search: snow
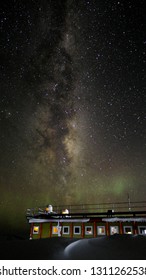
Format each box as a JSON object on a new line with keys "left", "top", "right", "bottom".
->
{"left": 64, "top": 235, "right": 146, "bottom": 260}
{"left": 102, "top": 217, "right": 146, "bottom": 222}
{"left": 29, "top": 218, "right": 89, "bottom": 223}
{"left": 0, "top": 234, "right": 146, "bottom": 260}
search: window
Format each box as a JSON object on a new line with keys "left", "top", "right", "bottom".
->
{"left": 63, "top": 226, "right": 70, "bottom": 235}
{"left": 74, "top": 226, "right": 81, "bottom": 235}
{"left": 97, "top": 226, "right": 106, "bottom": 235}
{"left": 52, "top": 226, "right": 58, "bottom": 234}
{"left": 110, "top": 226, "right": 119, "bottom": 235}
{"left": 33, "top": 226, "right": 39, "bottom": 234}
{"left": 85, "top": 226, "right": 93, "bottom": 235}
{"left": 123, "top": 226, "right": 133, "bottom": 234}
{"left": 52, "top": 225, "right": 62, "bottom": 236}
{"left": 138, "top": 226, "right": 146, "bottom": 235}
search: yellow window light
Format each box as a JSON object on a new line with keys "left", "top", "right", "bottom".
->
{"left": 52, "top": 226, "right": 58, "bottom": 234}
{"left": 33, "top": 226, "right": 39, "bottom": 234}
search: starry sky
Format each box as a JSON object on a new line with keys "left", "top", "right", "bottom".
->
{"left": 0, "top": 0, "right": 146, "bottom": 233}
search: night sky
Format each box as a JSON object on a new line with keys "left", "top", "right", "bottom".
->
{"left": 0, "top": 0, "right": 145, "bottom": 233}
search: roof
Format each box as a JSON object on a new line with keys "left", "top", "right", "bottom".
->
{"left": 29, "top": 218, "right": 90, "bottom": 224}
{"left": 102, "top": 217, "right": 146, "bottom": 222}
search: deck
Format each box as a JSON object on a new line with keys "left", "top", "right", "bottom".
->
{"left": 26, "top": 200, "right": 146, "bottom": 220}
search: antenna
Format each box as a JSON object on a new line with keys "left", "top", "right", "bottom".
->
{"left": 127, "top": 193, "right": 131, "bottom": 211}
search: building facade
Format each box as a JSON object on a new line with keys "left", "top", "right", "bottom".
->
{"left": 26, "top": 203, "right": 146, "bottom": 239}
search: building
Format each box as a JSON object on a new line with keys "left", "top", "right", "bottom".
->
{"left": 26, "top": 201, "right": 146, "bottom": 239}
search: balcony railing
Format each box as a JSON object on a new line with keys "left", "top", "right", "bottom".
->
{"left": 26, "top": 200, "right": 146, "bottom": 218}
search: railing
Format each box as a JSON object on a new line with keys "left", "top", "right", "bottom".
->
{"left": 26, "top": 201, "right": 146, "bottom": 217}
{"left": 53, "top": 201, "right": 146, "bottom": 213}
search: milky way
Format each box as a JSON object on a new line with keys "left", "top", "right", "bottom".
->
{"left": 0, "top": 0, "right": 145, "bottom": 233}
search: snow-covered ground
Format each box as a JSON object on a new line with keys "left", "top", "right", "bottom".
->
{"left": 0, "top": 234, "right": 146, "bottom": 260}
{"left": 64, "top": 234, "right": 146, "bottom": 259}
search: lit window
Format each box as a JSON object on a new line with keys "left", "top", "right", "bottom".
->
{"left": 110, "top": 226, "right": 119, "bottom": 235}
{"left": 74, "top": 226, "right": 81, "bottom": 235}
{"left": 63, "top": 226, "right": 70, "bottom": 234}
{"left": 85, "top": 226, "right": 93, "bottom": 235}
{"left": 33, "top": 226, "right": 39, "bottom": 234}
{"left": 138, "top": 226, "right": 146, "bottom": 235}
{"left": 52, "top": 226, "right": 58, "bottom": 234}
{"left": 97, "top": 226, "right": 106, "bottom": 235}
{"left": 123, "top": 226, "right": 133, "bottom": 234}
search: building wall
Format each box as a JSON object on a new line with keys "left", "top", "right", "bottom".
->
{"left": 41, "top": 223, "right": 51, "bottom": 238}
{"left": 30, "top": 220, "right": 146, "bottom": 239}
